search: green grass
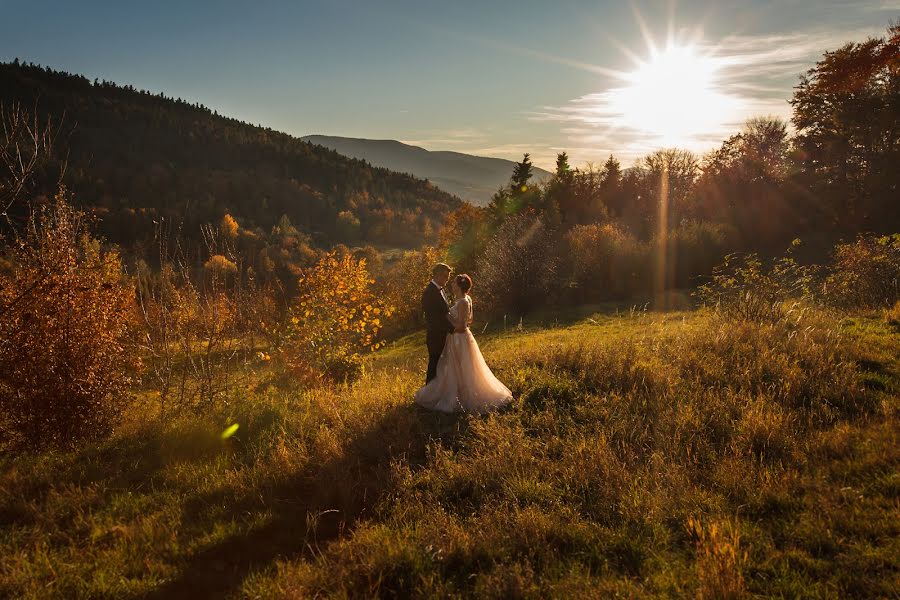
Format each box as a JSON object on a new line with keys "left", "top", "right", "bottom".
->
{"left": 1, "top": 308, "right": 898, "bottom": 598}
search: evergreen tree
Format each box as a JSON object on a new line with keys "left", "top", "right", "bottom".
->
{"left": 555, "top": 152, "right": 571, "bottom": 178}
{"left": 601, "top": 155, "right": 620, "bottom": 188}
{"left": 511, "top": 153, "right": 534, "bottom": 192}
{"left": 600, "top": 155, "right": 624, "bottom": 217}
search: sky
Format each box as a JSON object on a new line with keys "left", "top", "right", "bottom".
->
{"left": 1, "top": 0, "right": 896, "bottom": 169}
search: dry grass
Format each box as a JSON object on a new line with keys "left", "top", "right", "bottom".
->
{"left": 1, "top": 308, "right": 897, "bottom": 598}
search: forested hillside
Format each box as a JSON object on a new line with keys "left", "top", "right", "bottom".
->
{"left": 0, "top": 60, "right": 462, "bottom": 252}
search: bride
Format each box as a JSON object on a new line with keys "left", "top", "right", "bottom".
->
{"left": 415, "top": 274, "right": 513, "bottom": 413}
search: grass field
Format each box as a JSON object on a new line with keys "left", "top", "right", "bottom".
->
{"left": 1, "top": 307, "right": 898, "bottom": 598}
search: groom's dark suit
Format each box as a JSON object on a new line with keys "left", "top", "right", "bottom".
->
{"left": 422, "top": 281, "right": 454, "bottom": 384}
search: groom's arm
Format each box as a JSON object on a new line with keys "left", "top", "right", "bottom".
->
{"left": 422, "top": 286, "right": 449, "bottom": 331}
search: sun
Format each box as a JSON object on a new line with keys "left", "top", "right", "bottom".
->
{"left": 608, "top": 44, "right": 740, "bottom": 147}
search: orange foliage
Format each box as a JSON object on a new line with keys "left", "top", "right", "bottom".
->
{"left": 0, "top": 189, "right": 139, "bottom": 449}
{"left": 220, "top": 213, "right": 239, "bottom": 239}
{"left": 203, "top": 254, "right": 238, "bottom": 276}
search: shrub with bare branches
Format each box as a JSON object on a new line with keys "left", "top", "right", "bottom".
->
{"left": 477, "top": 213, "right": 558, "bottom": 317}
{"left": 135, "top": 224, "right": 273, "bottom": 417}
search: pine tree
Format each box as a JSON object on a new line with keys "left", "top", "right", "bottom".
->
{"left": 511, "top": 153, "right": 534, "bottom": 192}
{"left": 555, "top": 152, "right": 571, "bottom": 178}
{"left": 601, "top": 155, "right": 621, "bottom": 188}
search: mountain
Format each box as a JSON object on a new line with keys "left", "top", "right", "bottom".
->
{"left": 0, "top": 61, "right": 462, "bottom": 251}
{"left": 301, "top": 135, "right": 552, "bottom": 206}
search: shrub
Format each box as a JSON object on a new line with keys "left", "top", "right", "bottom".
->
{"left": 885, "top": 300, "right": 900, "bottom": 328}
{"left": 824, "top": 233, "right": 899, "bottom": 309}
{"left": 379, "top": 245, "right": 444, "bottom": 334}
{"left": 694, "top": 245, "right": 818, "bottom": 323}
{"left": 137, "top": 256, "right": 275, "bottom": 417}
{"left": 565, "top": 223, "right": 648, "bottom": 301}
{"left": 203, "top": 254, "right": 238, "bottom": 276}
{"left": 477, "top": 213, "right": 558, "bottom": 316}
{"left": 286, "top": 251, "right": 393, "bottom": 382}
{"left": 0, "top": 190, "right": 139, "bottom": 449}
{"left": 661, "top": 220, "right": 736, "bottom": 289}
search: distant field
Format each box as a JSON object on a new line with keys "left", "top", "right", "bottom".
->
{"left": 1, "top": 308, "right": 897, "bottom": 598}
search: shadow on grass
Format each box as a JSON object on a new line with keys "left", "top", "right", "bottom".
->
{"left": 144, "top": 403, "right": 471, "bottom": 599}
{"left": 0, "top": 421, "right": 223, "bottom": 529}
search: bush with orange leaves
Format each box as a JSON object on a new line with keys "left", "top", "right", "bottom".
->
{"left": 0, "top": 189, "right": 139, "bottom": 450}
{"left": 285, "top": 251, "right": 392, "bottom": 382}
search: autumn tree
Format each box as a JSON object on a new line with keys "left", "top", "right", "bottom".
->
{"left": 379, "top": 245, "right": 445, "bottom": 334}
{"left": 791, "top": 23, "right": 900, "bottom": 232}
{"left": 439, "top": 203, "right": 489, "bottom": 275}
{"left": 695, "top": 117, "right": 797, "bottom": 247}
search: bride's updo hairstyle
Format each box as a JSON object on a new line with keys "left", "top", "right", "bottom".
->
{"left": 456, "top": 273, "right": 472, "bottom": 294}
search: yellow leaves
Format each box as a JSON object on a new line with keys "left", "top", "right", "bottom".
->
{"left": 220, "top": 213, "right": 239, "bottom": 239}
{"left": 285, "top": 250, "right": 392, "bottom": 381}
{"left": 204, "top": 254, "right": 238, "bottom": 276}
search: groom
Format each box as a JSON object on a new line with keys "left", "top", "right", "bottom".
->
{"left": 422, "top": 263, "right": 454, "bottom": 384}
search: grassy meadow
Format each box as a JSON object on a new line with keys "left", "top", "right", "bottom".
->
{"left": 1, "top": 305, "right": 897, "bottom": 598}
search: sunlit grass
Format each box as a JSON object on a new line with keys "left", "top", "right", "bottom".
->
{"left": 1, "top": 308, "right": 897, "bottom": 598}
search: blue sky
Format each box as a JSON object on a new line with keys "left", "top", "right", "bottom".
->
{"left": 2, "top": 0, "right": 896, "bottom": 168}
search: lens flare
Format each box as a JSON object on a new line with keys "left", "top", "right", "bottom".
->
{"left": 221, "top": 423, "right": 239, "bottom": 440}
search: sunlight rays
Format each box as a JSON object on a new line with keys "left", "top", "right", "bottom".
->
{"left": 607, "top": 43, "right": 742, "bottom": 147}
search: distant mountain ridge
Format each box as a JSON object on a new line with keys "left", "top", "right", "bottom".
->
{"left": 302, "top": 135, "right": 552, "bottom": 206}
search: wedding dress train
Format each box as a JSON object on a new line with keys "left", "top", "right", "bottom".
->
{"left": 414, "top": 295, "right": 512, "bottom": 413}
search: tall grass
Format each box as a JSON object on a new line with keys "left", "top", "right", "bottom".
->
{"left": 0, "top": 309, "right": 897, "bottom": 598}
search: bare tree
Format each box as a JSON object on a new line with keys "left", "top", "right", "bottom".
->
{"left": 0, "top": 101, "right": 64, "bottom": 217}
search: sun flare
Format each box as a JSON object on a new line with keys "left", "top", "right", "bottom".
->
{"left": 609, "top": 44, "right": 740, "bottom": 147}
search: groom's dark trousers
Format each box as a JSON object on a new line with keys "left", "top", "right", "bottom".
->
{"left": 422, "top": 282, "right": 453, "bottom": 383}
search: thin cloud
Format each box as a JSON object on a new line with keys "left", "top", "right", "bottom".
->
{"left": 533, "top": 23, "right": 890, "bottom": 166}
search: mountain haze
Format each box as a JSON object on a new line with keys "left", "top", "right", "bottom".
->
{"left": 302, "top": 135, "right": 552, "bottom": 206}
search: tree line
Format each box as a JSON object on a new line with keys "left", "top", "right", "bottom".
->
{"left": 440, "top": 24, "right": 899, "bottom": 314}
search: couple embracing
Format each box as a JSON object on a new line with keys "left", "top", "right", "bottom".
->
{"left": 414, "top": 263, "right": 512, "bottom": 413}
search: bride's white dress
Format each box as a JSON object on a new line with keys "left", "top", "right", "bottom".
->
{"left": 415, "top": 295, "right": 512, "bottom": 413}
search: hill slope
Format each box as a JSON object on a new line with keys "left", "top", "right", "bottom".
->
{"left": 0, "top": 61, "right": 462, "bottom": 250}
{"left": 1, "top": 308, "right": 896, "bottom": 597}
{"left": 302, "top": 135, "right": 552, "bottom": 206}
